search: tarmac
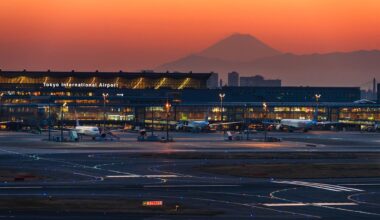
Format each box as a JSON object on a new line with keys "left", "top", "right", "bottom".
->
{"left": 0, "top": 130, "right": 379, "bottom": 219}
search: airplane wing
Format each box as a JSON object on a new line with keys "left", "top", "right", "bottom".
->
{"left": 262, "top": 120, "right": 280, "bottom": 126}
{"left": 316, "top": 121, "right": 342, "bottom": 126}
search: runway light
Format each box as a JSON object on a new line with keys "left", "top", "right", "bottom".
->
{"left": 142, "top": 200, "right": 163, "bottom": 206}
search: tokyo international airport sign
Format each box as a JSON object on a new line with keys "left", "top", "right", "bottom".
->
{"left": 43, "top": 82, "right": 119, "bottom": 88}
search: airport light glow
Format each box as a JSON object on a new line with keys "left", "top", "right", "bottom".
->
{"left": 133, "top": 77, "right": 144, "bottom": 89}
{"left": 178, "top": 78, "right": 191, "bottom": 89}
{"left": 142, "top": 201, "right": 163, "bottom": 206}
{"left": 155, "top": 78, "right": 167, "bottom": 89}
{"left": 315, "top": 94, "right": 322, "bottom": 102}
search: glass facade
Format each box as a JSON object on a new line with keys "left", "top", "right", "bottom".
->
{"left": 0, "top": 70, "right": 377, "bottom": 129}
{"left": 1, "top": 101, "right": 380, "bottom": 128}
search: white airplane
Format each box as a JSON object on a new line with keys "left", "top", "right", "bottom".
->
{"left": 176, "top": 120, "right": 209, "bottom": 131}
{"left": 176, "top": 117, "right": 242, "bottom": 132}
{"left": 275, "top": 106, "right": 340, "bottom": 132}
{"left": 74, "top": 120, "right": 101, "bottom": 138}
{"left": 277, "top": 118, "right": 317, "bottom": 132}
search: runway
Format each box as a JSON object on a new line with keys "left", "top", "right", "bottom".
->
{"left": 0, "top": 131, "right": 379, "bottom": 219}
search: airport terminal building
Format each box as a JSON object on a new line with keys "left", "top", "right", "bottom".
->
{"left": 0, "top": 70, "right": 379, "bottom": 129}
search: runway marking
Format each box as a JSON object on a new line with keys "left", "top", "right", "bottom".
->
{"left": 270, "top": 184, "right": 380, "bottom": 217}
{"left": 73, "top": 172, "right": 104, "bottom": 181}
{"left": 143, "top": 184, "right": 240, "bottom": 188}
{"left": 158, "top": 195, "right": 321, "bottom": 218}
{"left": 313, "top": 202, "right": 357, "bottom": 206}
{"left": 148, "top": 164, "right": 191, "bottom": 178}
{"left": 341, "top": 183, "right": 380, "bottom": 186}
{"left": 272, "top": 180, "right": 364, "bottom": 192}
{"left": 263, "top": 202, "right": 357, "bottom": 207}
{"left": 106, "top": 169, "right": 137, "bottom": 175}
{"left": 106, "top": 174, "right": 179, "bottom": 178}
{"left": 313, "top": 203, "right": 380, "bottom": 217}
{"left": 106, "top": 175, "right": 140, "bottom": 178}
{"left": 347, "top": 192, "right": 380, "bottom": 207}
{"left": 0, "top": 186, "right": 43, "bottom": 189}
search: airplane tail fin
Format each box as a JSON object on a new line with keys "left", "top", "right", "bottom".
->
{"left": 205, "top": 107, "right": 210, "bottom": 122}
{"left": 74, "top": 110, "right": 80, "bottom": 127}
{"left": 313, "top": 105, "right": 319, "bottom": 122}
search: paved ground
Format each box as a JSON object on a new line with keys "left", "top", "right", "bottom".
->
{"left": 2, "top": 130, "right": 380, "bottom": 153}
{"left": 0, "top": 130, "right": 379, "bottom": 219}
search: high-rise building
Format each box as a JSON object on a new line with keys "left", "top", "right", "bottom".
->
{"left": 240, "top": 75, "right": 281, "bottom": 87}
{"left": 361, "top": 78, "right": 377, "bottom": 100}
{"left": 373, "top": 78, "right": 377, "bottom": 95}
{"left": 206, "top": 72, "right": 219, "bottom": 89}
{"left": 228, "top": 71, "right": 239, "bottom": 87}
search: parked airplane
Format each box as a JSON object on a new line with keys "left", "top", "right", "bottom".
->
{"left": 277, "top": 118, "right": 317, "bottom": 132}
{"left": 267, "top": 98, "right": 371, "bottom": 132}
{"left": 176, "top": 120, "right": 209, "bottom": 131}
{"left": 275, "top": 106, "right": 339, "bottom": 132}
{"left": 74, "top": 120, "right": 101, "bottom": 138}
{"left": 176, "top": 117, "right": 242, "bottom": 132}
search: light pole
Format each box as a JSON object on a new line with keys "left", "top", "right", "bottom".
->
{"left": 151, "top": 105, "right": 154, "bottom": 136}
{"left": 60, "top": 102, "right": 67, "bottom": 141}
{"left": 315, "top": 94, "right": 321, "bottom": 103}
{"left": 262, "top": 102, "right": 268, "bottom": 141}
{"left": 244, "top": 104, "right": 249, "bottom": 140}
{"left": 48, "top": 97, "right": 51, "bottom": 141}
{"left": 314, "top": 94, "right": 321, "bottom": 121}
{"left": 165, "top": 100, "right": 171, "bottom": 141}
{"left": 102, "top": 93, "right": 109, "bottom": 134}
{"left": 0, "top": 93, "right": 4, "bottom": 128}
{"left": 219, "top": 93, "right": 225, "bottom": 122}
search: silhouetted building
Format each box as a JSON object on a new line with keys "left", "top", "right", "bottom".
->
{"left": 206, "top": 72, "right": 218, "bottom": 89}
{"left": 240, "top": 75, "right": 281, "bottom": 87}
{"left": 228, "top": 71, "right": 239, "bottom": 87}
{"left": 361, "top": 78, "right": 377, "bottom": 101}
{"left": 373, "top": 78, "right": 377, "bottom": 94}
{"left": 361, "top": 89, "right": 377, "bottom": 101}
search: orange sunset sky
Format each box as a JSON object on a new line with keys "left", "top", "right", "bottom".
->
{"left": 0, "top": 0, "right": 379, "bottom": 71}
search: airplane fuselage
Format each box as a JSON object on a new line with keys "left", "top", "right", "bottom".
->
{"left": 75, "top": 126, "right": 100, "bottom": 137}
{"left": 280, "top": 119, "right": 316, "bottom": 131}
{"left": 176, "top": 120, "right": 210, "bottom": 131}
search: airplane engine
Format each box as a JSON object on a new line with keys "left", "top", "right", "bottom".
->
{"left": 275, "top": 124, "right": 282, "bottom": 131}
{"left": 175, "top": 124, "right": 183, "bottom": 130}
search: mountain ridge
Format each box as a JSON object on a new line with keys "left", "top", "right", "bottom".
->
{"left": 198, "top": 33, "right": 281, "bottom": 62}
{"left": 156, "top": 33, "right": 380, "bottom": 86}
